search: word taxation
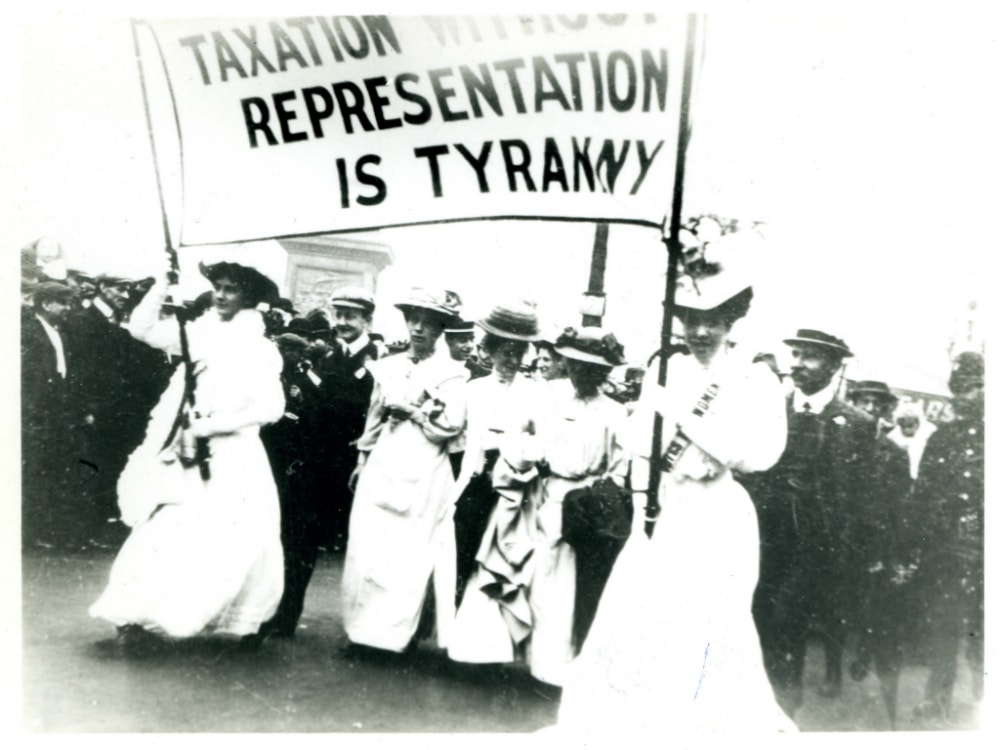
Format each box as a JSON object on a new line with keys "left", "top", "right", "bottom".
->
{"left": 175, "top": 15, "right": 670, "bottom": 145}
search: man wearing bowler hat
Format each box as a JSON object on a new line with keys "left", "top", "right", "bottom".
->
{"left": 310, "top": 286, "right": 381, "bottom": 551}
{"left": 741, "top": 328, "right": 875, "bottom": 717}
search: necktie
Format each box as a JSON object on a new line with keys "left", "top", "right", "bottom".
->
{"left": 802, "top": 402, "right": 812, "bottom": 414}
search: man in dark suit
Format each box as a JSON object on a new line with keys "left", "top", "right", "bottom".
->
{"left": 310, "top": 287, "right": 381, "bottom": 552}
{"left": 908, "top": 352, "right": 984, "bottom": 724}
{"left": 741, "top": 329, "right": 875, "bottom": 718}
{"left": 66, "top": 274, "right": 172, "bottom": 547}
{"left": 845, "top": 379, "right": 914, "bottom": 727}
{"left": 256, "top": 333, "right": 323, "bottom": 639}
{"left": 21, "top": 282, "right": 75, "bottom": 549}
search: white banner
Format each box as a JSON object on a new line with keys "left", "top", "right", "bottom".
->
{"left": 136, "top": 14, "right": 693, "bottom": 246}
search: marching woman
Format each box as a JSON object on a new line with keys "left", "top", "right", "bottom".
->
{"left": 502, "top": 326, "right": 630, "bottom": 686}
{"left": 90, "top": 260, "right": 286, "bottom": 649}
{"left": 555, "top": 222, "right": 798, "bottom": 734}
{"left": 342, "top": 288, "right": 468, "bottom": 654}
{"left": 446, "top": 299, "right": 542, "bottom": 664}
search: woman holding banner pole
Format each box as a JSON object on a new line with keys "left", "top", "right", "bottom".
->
{"left": 89, "top": 259, "right": 286, "bottom": 651}
{"left": 555, "top": 221, "right": 797, "bottom": 734}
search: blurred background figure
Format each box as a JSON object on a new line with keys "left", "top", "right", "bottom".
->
{"left": 889, "top": 403, "right": 937, "bottom": 482}
{"left": 530, "top": 339, "right": 566, "bottom": 381}
{"left": 907, "top": 351, "right": 984, "bottom": 725}
{"left": 21, "top": 282, "right": 76, "bottom": 550}
{"left": 845, "top": 380, "right": 914, "bottom": 727}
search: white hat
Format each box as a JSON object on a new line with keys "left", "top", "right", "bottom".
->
{"left": 674, "top": 218, "right": 758, "bottom": 311}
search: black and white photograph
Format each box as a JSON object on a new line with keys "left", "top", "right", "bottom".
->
{"left": 5, "top": 0, "right": 993, "bottom": 742}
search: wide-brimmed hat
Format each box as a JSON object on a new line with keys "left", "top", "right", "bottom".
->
{"left": 445, "top": 319, "right": 476, "bottom": 335}
{"left": 32, "top": 281, "right": 75, "bottom": 305}
{"left": 949, "top": 351, "right": 984, "bottom": 393}
{"left": 274, "top": 333, "right": 310, "bottom": 350}
{"left": 554, "top": 326, "right": 626, "bottom": 367}
{"left": 199, "top": 260, "right": 279, "bottom": 308}
{"left": 849, "top": 380, "right": 898, "bottom": 404}
{"left": 782, "top": 329, "right": 854, "bottom": 358}
{"left": 330, "top": 286, "right": 375, "bottom": 314}
{"left": 674, "top": 215, "right": 758, "bottom": 313}
{"left": 477, "top": 300, "right": 541, "bottom": 342}
{"left": 394, "top": 287, "right": 460, "bottom": 319}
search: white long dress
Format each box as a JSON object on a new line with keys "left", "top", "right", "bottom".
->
{"left": 556, "top": 346, "right": 798, "bottom": 735}
{"left": 341, "top": 348, "right": 467, "bottom": 652}
{"left": 89, "top": 283, "right": 286, "bottom": 637}
{"left": 447, "top": 372, "right": 540, "bottom": 664}
{"left": 524, "top": 380, "right": 628, "bottom": 686}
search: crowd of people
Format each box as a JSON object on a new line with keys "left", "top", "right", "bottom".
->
{"left": 20, "top": 222, "right": 984, "bottom": 732}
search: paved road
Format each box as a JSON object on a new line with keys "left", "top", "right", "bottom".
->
{"left": 20, "top": 548, "right": 982, "bottom": 734}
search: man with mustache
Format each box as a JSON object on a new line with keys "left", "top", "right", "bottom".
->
{"left": 741, "top": 329, "right": 875, "bottom": 720}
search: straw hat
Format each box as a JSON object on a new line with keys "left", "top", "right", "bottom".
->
{"left": 554, "top": 326, "right": 627, "bottom": 367}
{"left": 394, "top": 287, "right": 460, "bottom": 319}
{"left": 477, "top": 299, "right": 541, "bottom": 342}
{"left": 782, "top": 329, "right": 854, "bottom": 358}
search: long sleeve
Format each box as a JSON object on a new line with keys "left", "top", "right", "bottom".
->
{"left": 125, "top": 278, "right": 184, "bottom": 355}
{"left": 679, "top": 361, "right": 788, "bottom": 474}
{"left": 194, "top": 343, "right": 285, "bottom": 435}
{"left": 355, "top": 377, "right": 388, "bottom": 454}
{"left": 415, "top": 374, "right": 467, "bottom": 445}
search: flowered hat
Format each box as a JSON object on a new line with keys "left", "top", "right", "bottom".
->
{"left": 394, "top": 287, "right": 461, "bottom": 319}
{"left": 674, "top": 215, "right": 760, "bottom": 313}
{"left": 554, "top": 326, "right": 627, "bottom": 367}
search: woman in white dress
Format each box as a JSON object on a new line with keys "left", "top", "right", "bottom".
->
{"left": 509, "top": 327, "right": 629, "bottom": 687}
{"left": 447, "top": 299, "right": 542, "bottom": 664}
{"left": 341, "top": 288, "right": 468, "bottom": 654}
{"left": 90, "top": 261, "right": 286, "bottom": 650}
{"left": 556, "top": 224, "right": 797, "bottom": 734}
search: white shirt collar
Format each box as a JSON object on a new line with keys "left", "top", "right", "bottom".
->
{"left": 793, "top": 377, "right": 839, "bottom": 414}
{"left": 345, "top": 332, "right": 371, "bottom": 357}
{"left": 35, "top": 313, "right": 67, "bottom": 378}
{"left": 93, "top": 296, "right": 117, "bottom": 322}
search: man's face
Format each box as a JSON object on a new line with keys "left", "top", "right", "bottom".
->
{"left": 446, "top": 333, "right": 475, "bottom": 362}
{"left": 277, "top": 342, "right": 306, "bottom": 368}
{"left": 788, "top": 344, "right": 840, "bottom": 395}
{"left": 851, "top": 394, "right": 893, "bottom": 420}
{"left": 951, "top": 383, "right": 985, "bottom": 421}
{"left": 99, "top": 280, "right": 132, "bottom": 313}
{"left": 40, "top": 298, "right": 70, "bottom": 324}
{"left": 897, "top": 416, "right": 920, "bottom": 437}
{"left": 333, "top": 306, "right": 369, "bottom": 344}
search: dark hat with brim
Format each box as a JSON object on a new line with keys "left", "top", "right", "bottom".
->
{"left": 199, "top": 261, "right": 279, "bottom": 308}
{"left": 285, "top": 317, "right": 314, "bottom": 337}
{"left": 477, "top": 300, "right": 540, "bottom": 342}
{"left": 783, "top": 329, "right": 853, "bottom": 358}
{"left": 275, "top": 333, "right": 310, "bottom": 350}
{"left": 32, "top": 281, "right": 75, "bottom": 304}
{"left": 553, "top": 326, "right": 626, "bottom": 367}
{"left": 849, "top": 380, "right": 898, "bottom": 403}
{"left": 330, "top": 286, "right": 375, "bottom": 314}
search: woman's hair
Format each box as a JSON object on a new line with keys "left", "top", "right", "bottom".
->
{"left": 481, "top": 332, "right": 529, "bottom": 358}
{"left": 203, "top": 262, "right": 277, "bottom": 308}
{"left": 676, "top": 286, "right": 754, "bottom": 328}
